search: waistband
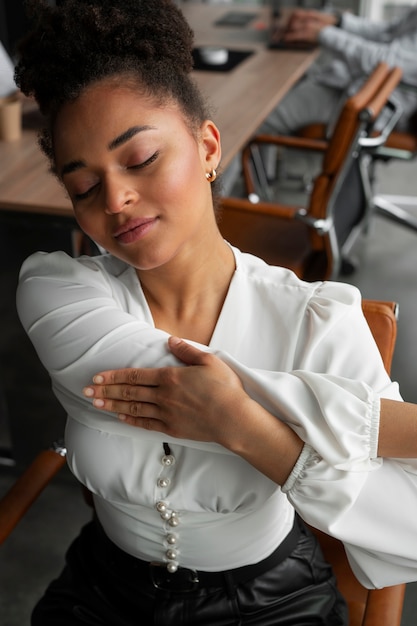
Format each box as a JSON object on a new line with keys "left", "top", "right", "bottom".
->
{"left": 93, "top": 515, "right": 302, "bottom": 593}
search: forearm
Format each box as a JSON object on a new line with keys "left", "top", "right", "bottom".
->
{"left": 224, "top": 396, "right": 304, "bottom": 486}
{"left": 378, "top": 398, "right": 417, "bottom": 458}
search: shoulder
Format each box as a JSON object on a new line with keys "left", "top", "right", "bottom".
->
{"left": 17, "top": 251, "right": 137, "bottom": 321}
{"left": 19, "top": 250, "right": 130, "bottom": 285}
{"left": 234, "top": 248, "right": 361, "bottom": 311}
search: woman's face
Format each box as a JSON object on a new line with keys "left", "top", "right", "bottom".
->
{"left": 53, "top": 80, "right": 221, "bottom": 270}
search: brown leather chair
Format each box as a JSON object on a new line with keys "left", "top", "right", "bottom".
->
{"left": 0, "top": 300, "right": 405, "bottom": 626}
{"left": 308, "top": 299, "right": 405, "bottom": 626}
{"left": 297, "top": 106, "right": 417, "bottom": 234}
{"left": 218, "top": 63, "right": 403, "bottom": 281}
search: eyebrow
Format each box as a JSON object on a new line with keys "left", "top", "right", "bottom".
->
{"left": 60, "top": 125, "right": 155, "bottom": 177}
{"left": 108, "top": 125, "right": 155, "bottom": 150}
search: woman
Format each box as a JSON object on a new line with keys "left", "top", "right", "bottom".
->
{"left": 15, "top": 1, "right": 417, "bottom": 624}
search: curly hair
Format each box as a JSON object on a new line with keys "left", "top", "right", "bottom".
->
{"left": 15, "top": 0, "right": 210, "bottom": 163}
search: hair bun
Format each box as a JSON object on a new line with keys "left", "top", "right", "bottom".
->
{"left": 16, "top": 0, "right": 195, "bottom": 113}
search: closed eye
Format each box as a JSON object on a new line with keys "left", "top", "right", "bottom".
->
{"left": 128, "top": 151, "right": 159, "bottom": 170}
{"left": 72, "top": 151, "right": 160, "bottom": 202}
{"left": 73, "top": 183, "right": 99, "bottom": 202}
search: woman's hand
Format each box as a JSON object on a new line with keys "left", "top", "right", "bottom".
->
{"left": 83, "top": 337, "right": 247, "bottom": 446}
{"left": 83, "top": 336, "right": 304, "bottom": 484}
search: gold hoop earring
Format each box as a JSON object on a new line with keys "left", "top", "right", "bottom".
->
{"left": 205, "top": 169, "right": 217, "bottom": 182}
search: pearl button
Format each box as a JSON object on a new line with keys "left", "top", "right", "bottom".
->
{"left": 168, "top": 516, "right": 180, "bottom": 527}
{"left": 166, "top": 548, "right": 178, "bottom": 560}
{"left": 157, "top": 478, "right": 170, "bottom": 488}
{"left": 167, "top": 561, "right": 178, "bottom": 573}
{"left": 160, "top": 511, "right": 171, "bottom": 521}
{"left": 162, "top": 454, "right": 175, "bottom": 467}
{"left": 156, "top": 501, "right": 168, "bottom": 513}
{"left": 166, "top": 534, "right": 177, "bottom": 545}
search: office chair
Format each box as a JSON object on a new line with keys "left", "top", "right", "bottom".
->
{"left": 0, "top": 299, "right": 404, "bottom": 626}
{"left": 297, "top": 100, "right": 417, "bottom": 233}
{"left": 218, "top": 63, "right": 403, "bottom": 280}
{"left": 366, "top": 123, "right": 417, "bottom": 232}
{"left": 294, "top": 77, "right": 417, "bottom": 231}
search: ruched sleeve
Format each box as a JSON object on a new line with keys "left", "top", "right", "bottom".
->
{"left": 283, "top": 445, "right": 417, "bottom": 588}
{"left": 16, "top": 250, "right": 417, "bottom": 587}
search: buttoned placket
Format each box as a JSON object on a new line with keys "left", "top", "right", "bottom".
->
{"left": 155, "top": 443, "right": 181, "bottom": 573}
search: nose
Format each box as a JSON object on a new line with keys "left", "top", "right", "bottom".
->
{"left": 103, "top": 174, "right": 139, "bottom": 215}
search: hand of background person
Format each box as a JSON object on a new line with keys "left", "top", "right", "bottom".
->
{"left": 284, "top": 9, "right": 338, "bottom": 43}
{"left": 83, "top": 337, "right": 250, "bottom": 446}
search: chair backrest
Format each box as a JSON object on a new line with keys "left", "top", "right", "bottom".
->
{"left": 361, "top": 299, "right": 398, "bottom": 375}
{"left": 310, "top": 299, "right": 405, "bottom": 626}
{"left": 305, "top": 63, "right": 403, "bottom": 246}
{"left": 219, "top": 63, "right": 403, "bottom": 280}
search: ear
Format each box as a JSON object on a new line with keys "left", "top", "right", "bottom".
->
{"left": 199, "top": 119, "right": 221, "bottom": 172}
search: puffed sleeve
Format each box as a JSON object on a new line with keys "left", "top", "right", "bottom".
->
{"left": 283, "top": 446, "right": 417, "bottom": 588}
{"left": 214, "top": 280, "right": 401, "bottom": 471}
{"left": 215, "top": 280, "right": 417, "bottom": 588}
{"left": 17, "top": 251, "right": 417, "bottom": 587}
{"left": 18, "top": 251, "right": 392, "bottom": 469}
{"left": 16, "top": 251, "right": 182, "bottom": 387}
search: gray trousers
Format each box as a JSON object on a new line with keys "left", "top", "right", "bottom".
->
{"left": 259, "top": 76, "right": 345, "bottom": 136}
{"left": 256, "top": 77, "right": 344, "bottom": 181}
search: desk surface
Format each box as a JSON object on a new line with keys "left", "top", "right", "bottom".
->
{"left": 0, "top": 4, "right": 317, "bottom": 217}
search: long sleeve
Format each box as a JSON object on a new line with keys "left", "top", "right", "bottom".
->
{"left": 317, "top": 10, "right": 417, "bottom": 88}
{"left": 16, "top": 250, "right": 417, "bottom": 587}
{"left": 339, "top": 11, "right": 410, "bottom": 41}
{"left": 16, "top": 250, "right": 391, "bottom": 469}
{"left": 284, "top": 446, "right": 417, "bottom": 588}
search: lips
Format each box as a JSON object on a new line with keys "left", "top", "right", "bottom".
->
{"left": 113, "top": 217, "right": 157, "bottom": 244}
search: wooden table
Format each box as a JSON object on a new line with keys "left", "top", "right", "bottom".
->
{"left": 186, "top": 4, "right": 318, "bottom": 169}
{"left": 0, "top": 3, "right": 318, "bottom": 218}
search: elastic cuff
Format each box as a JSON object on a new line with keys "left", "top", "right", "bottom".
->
{"left": 369, "top": 396, "right": 381, "bottom": 459}
{"left": 282, "top": 444, "right": 315, "bottom": 493}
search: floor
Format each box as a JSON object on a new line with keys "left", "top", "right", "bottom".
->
{"left": 1, "top": 155, "right": 417, "bottom": 624}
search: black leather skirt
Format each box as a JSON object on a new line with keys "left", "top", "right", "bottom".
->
{"left": 32, "top": 516, "right": 348, "bottom": 626}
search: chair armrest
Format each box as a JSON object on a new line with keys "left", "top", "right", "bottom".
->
{"left": 219, "top": 196, "right": 302, "bottom": 220}
{"left": 296, "top": 123, "right": 327, "bottom": 140}
{"left": 242, "top": 136, "right": 328, "bottom": 195}
{"left": 247, "top": 133, "right": 329, "bottom": 152}
{"left": 0, "top": 441, "right": 67, "bottom": 544}
{"left": 359, "top": 98, "right": 403, "bottom": 150}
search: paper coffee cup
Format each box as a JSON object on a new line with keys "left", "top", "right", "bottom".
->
{"left": 0, "top": 92, "right": 22, "bottom": 142}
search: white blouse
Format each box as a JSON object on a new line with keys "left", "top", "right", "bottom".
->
{"left": 17, "top": 246, "right": 417, "bottom": 588}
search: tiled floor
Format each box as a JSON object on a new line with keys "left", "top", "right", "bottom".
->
{"left": 1, "top": 156, "right": 417, "bottom": 624}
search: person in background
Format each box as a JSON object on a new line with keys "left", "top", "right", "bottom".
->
{"left": 14, "top": 1, "right": 417, "bottom": 624}
{"left": 261, "top": 6, "right": 417, "bottom": 138}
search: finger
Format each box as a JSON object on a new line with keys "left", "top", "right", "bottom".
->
{"left": 89, "top": 396, "right": 160, "bottom": 419}
{"left": 167, "top": 336, "right": 211, "bottom": 365}
{"left": 90, "top": 368, "right": 159, "bottom": 386}
{"left": 117, "top": 414, "right": 167, "bottom": 433}
{"left": 83, "top": 382, "right": 156, "bottom": 402}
